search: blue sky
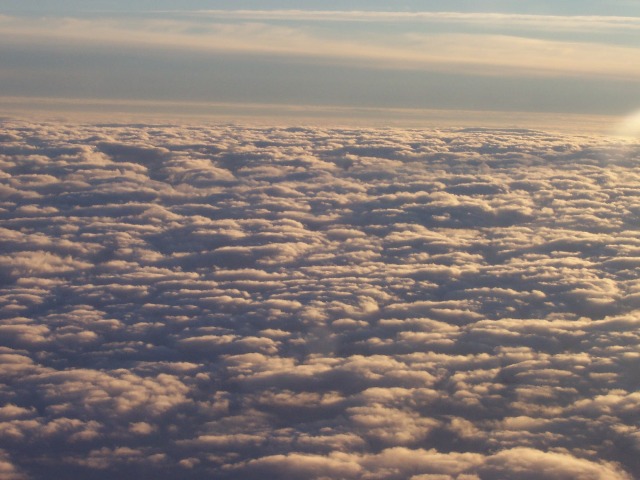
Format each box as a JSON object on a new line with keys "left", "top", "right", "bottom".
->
{"left": 1, "top": 1, "right": 639, "bottom": 125}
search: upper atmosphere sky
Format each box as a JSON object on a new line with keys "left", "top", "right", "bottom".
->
{"left": 1, "top": 0, "right": 640, "bottom": 126}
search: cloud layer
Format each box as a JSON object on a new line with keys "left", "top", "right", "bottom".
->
{"left": 0, "top": 121, "right": 639, "bottom": 479}
{"left": 2, "top": 12, "right": 640, "bottom": 79}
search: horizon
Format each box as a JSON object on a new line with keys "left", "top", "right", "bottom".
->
{"left": 1, "top": 2, "right": 640, "bottom": 132}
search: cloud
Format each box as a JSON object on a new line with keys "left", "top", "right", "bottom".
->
{"left": 1, "top": 13, "right": 640, "bottom": 79}
{"left": 232, "top": 446, "right": 631, "bottom": 480}
{"left": 0, "top": 120, "right": 639, "bottom": 478}
{"left": 0, "top": 450, "right": 27, "bottom": 480}
{"left": 480, "top": 448, "right": 632, "bottom": 480}
{"left": 186, "top": 10, "right": 640, "bottom": 32}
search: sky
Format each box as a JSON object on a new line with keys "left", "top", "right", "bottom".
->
{"left": 3, "top": 3, "right": 640, "bottom": 479}
{"left": 1, "top": 1, "right": 640, "bottom": 127}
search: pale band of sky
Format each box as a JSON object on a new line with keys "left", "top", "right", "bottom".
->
{"left": 1, "top": 7, "right": 639, "bottom": 127}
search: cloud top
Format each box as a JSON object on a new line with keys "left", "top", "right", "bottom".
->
{"left": 0, "top": 121, "right": 639, "bottom": 478}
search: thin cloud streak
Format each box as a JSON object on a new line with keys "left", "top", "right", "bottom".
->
{"left": 1, "top": 15, "right": 640, "bottom": 79}
{"left": 187, "top": 9, "right": 640, "bottom": 31}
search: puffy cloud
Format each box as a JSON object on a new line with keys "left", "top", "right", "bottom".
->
{"left": 0, "top": 120, "right": 639, "bottom": 478}
{"left": 480, "top": 448, "right": 632, "bottom": 480}
{"left": 0, "top": 450, "right": 27, "bottom": 480}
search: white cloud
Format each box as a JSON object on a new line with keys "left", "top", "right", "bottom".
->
{"left": 0, "top": 120, "right": 639, "bottom": 478}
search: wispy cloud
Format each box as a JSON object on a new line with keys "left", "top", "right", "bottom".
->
{"left": 185, "top": 10, "right": 640, "bottom": 31}
{"left": 1, "top": 14, "right": 639, "bottom": 80}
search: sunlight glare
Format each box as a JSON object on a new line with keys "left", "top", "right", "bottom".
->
{"left": 615, "top": 109, "right": 640, "bottom": 140}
